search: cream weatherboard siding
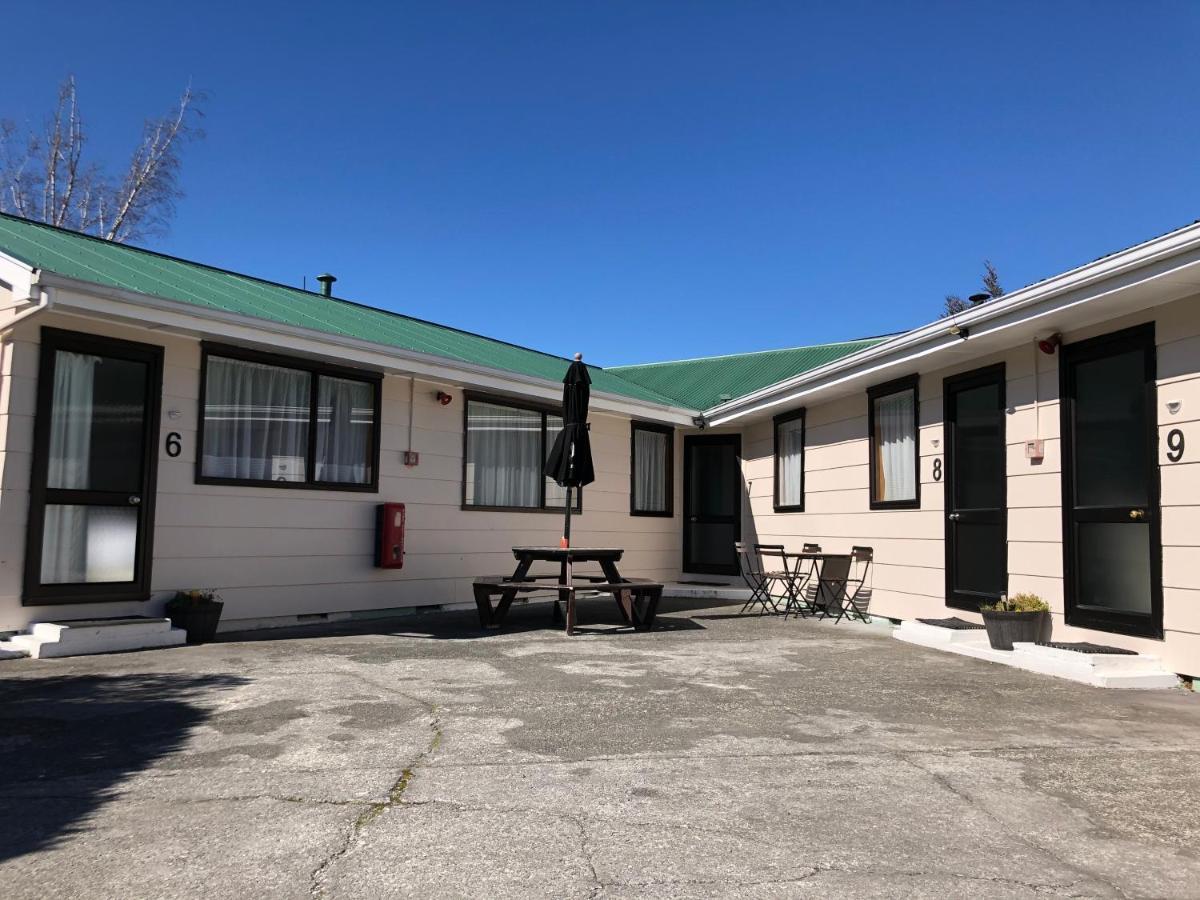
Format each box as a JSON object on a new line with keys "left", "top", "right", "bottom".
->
{"left": 0, "top": 311, "right": 684, "bottom": 632}
{"left": 737, "top": 292, "right": 1200, "bottom": 676}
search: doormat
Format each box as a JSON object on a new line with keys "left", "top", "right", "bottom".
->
{"left": 677, "top": 580, "right": 730, "bottom": 587}
{"left": 916, "top": 617, "right": 984, "bottom": 630}
{"left": 1036, "top": 641, "right": 1138, "bottom": 655}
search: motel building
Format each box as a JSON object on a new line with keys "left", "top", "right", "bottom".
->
{"left": 0, "top": 211, "right": 1197, "bottom": 684}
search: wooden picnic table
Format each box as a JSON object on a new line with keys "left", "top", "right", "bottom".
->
{"left": 472, "top": 546, "right": 662, "bottom": 635}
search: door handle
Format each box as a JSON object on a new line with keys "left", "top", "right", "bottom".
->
{"left": 1129, "top": 508, "right": 1145, "bottom": 520}
{"left": 948, "top": 513, "right": 960, "bottom": 521}
{"left": 129, "top": 495, "right": 142, "bottom": 506}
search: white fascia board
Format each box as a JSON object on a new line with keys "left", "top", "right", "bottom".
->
{"left": 39, "top": 272, "right": 697, "bottom": 425}
{"left": 705, "top": 222, "right": 1200, "bottom": 426}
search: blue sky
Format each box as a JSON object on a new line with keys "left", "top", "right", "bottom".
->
{"left": 4, "top": 2, "right": 1200, "bottom": 365}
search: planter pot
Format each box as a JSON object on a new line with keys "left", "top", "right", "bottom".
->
{"left": 166, "top": 600, "right": 224, "bottom": 645}
{"left": 980, "top": 609, "right": 1047, "bottom": 651}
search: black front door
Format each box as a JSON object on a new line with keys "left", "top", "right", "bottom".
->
{"left": 24, "top": 328, "right": 164, "bottom": 605}
{"left": 944, "top": 365, "right": 1008, "bottom": 611}
{"left": 1061, "top": 324, "right": 1162, "bottom": 638}
{"left": 682, "top": 434, "right": 741, "bottom": 575}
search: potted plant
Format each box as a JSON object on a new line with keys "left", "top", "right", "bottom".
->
{"left": 165, "top": 589, "right": 225, "bottom": 645}
{"left": 979, "top": 592, "right": 1049, "bottom": 651}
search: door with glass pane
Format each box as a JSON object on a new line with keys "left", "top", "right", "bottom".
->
{"left": 682, "top": 434, "right": 741, "bottom": 575}
{"left": 24, "top": 329, "right": 163, "bottom": 604}
{"left": 944, "top": 365, "right": 1007, "bottom": 611}
{"left": 1061, "top": 325, "right": 1162, "bottom": 638}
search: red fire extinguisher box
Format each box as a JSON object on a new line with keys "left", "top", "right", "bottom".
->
{"left": 375, "top": 503, "right": 405, "bottom": 568}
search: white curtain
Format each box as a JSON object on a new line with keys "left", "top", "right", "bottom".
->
{"left": 634, "top": 428, "right": 668, "bottom": 512}
{"left": 776, "top": 418, "right": 803, "bottom": 506}
{"left": 544, "top": 414, "right": 568, "bottom": 507}
{"left": 41, "top": 351, "right": 101, "bottom": 582}
{"left": 466, "top": 400, "right": 542, "bottom": 507}
{"left": 875, "top": 389, "right": 916, "bottom": 502}
{"left": 315, "top": 375, "right": 375, "bottom": 484}
{"left": 202, "top": 356, "right": 311, "bottom": 481}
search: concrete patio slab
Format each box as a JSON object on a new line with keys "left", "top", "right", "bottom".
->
{"left": 1, "top": 596, "right": 1198, "bottom": 898}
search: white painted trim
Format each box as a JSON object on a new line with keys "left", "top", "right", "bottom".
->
{"left": 35, "top": 272, "right": 697, "bottom": 425}
{"left": 705, "top": 221, "right": 1200, "bottom": 424}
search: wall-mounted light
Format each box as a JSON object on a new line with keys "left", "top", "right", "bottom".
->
{"left": 1037, "top": 333, "right": 1062, "bottom": 355}
{"left": 435, "top": 391, "right": 453, "bottom": 407}
{"left": 1167, "top": 400, "right": 1183, "bottom": 415}
{"left": 691, "top": 416, "right": 706, "bottom": 429}
{"left": 167, "top": 408, "right": 182, "bottom": 420}
{"left": 947, "top": 324, "right": 969, "bottom": 340}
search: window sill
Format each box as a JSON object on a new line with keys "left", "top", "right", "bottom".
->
{"left": 461, "top": 504, "right": 582, "bottom": 514}
{"left": 195, "top": 476, "right": 379, "bottom": 493}
{"left": 773, "top": 504, "right": 806, "bottom": 514}
{"left": 869, "top": 498, "right": 921, "bottom": 511}
{"left": 630, "top": 509, "right": 674, "bottom": 518}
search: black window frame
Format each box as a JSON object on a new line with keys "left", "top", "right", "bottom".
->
{"left": 196, "top": 342, "right": 383, "bottom": 493}
{"left": 772, "top": 408, "right": 806, "bottom": 513}
{"left": 630, "top": 421, "right": 674, "bottom": 517}
{"left": 461, "top": 391, "right": 583, "bottom": 513}
{"left": 867, "top": 374, "right": 921, "bottom": 511}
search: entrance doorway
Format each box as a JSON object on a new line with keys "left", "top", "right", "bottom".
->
{"left": 944, "top": 364, "right": 1007, "bottom": 611}
{"left": 23, "top": 328, "right": 164, "bottom": 605}
{"left": 682, "top": 434, "right": 741, "bottom": 575}
{"left": 1061, "top": 324, "right": 1162, "bottom": 638}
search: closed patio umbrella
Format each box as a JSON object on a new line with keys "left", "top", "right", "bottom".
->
{"left": 544, "top": 353, "right": 595, "bottom": 548}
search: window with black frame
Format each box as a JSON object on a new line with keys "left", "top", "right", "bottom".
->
{"left": 198, "top": 346, "right": 380, "bottom": 490}
{"left": 868, "top": 376, "right": 919, "bottom": 509}
{"left": 463, "top": 396, "right": 581, "bottom": 511}
{"left": 631, "top": 422, "right": 673, "bottom": 516}
{"left": 773, "top": 409, "right": 805, "bottom": 512}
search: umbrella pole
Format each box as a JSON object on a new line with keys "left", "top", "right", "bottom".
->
{"left": 563, "top": 486, "right": 573, "bottom": 548}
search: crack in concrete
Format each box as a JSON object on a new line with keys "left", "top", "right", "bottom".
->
{"left": 902, "top": 755, "right": 1126, "bottom": 898}
{"left": 307, "top": 672, "right": 445, "bottom": 899}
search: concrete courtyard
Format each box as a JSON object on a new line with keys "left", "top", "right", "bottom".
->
{"left": 1, "top": 596, "right": 1199, "bottom": 899}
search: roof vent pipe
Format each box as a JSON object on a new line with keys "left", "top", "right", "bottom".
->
{"left": 315, "top": 273, "right": 337, "bottom": 297}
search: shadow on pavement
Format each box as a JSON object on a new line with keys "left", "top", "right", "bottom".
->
{"left": 219, "top": 596, "right": 742, "bottom": 644}
{"left": 0, "top": 673, "right": 246, "bottom": 863}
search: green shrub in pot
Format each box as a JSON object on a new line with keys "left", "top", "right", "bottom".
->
{"left": 979, "top": 592, "right": 1049, "bottom": 651}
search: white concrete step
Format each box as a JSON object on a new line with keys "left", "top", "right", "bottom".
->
{"left": 8, "top": 617, "right": 187, "bottom": 659}
{"left": 895, "top": 620, "right": 1179, "bottom": 689}
{"left": 0, "top": 640, "right": 29, "bottom": 660}
{"left": 663, "top": 583, "right": 750, "bottom": 601}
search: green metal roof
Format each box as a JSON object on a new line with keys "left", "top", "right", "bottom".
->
{"left": 0, "top": 213, "right": 680, "bottom": 408}
{"left": 0, "top": 214, "right": 889, "bottom": 414}
{"left": 610, "top": 338, "right": 889, "bottom": 411}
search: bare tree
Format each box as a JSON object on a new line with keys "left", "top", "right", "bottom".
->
{"left": 942, "top": 260, "right": 1005, "bottom": 317}
{"left": 0, "top": 76, "right": 204, "bottom": 243}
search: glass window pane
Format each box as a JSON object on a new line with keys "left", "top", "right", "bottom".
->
{"left": 465, "top": 400, "right": 542, "bottom": 507}
{"left": 953, "top": 383, "right": 1004, "bottom": 510}
{"left": 1074, "top": 349, "right": 1149, "bottom": 508}
{"left": 952, "top": 521, "right": 1006, "bottom": 596}
{"left": 873, "top": 389, "right": 916, "bottom": 502}
{"left": 1077, "top": 522, "right": 1152, "bottom": 614}
{"left": 201, "top": 356, "right": 311, "bottom": 482}
{"left": 634, "top": 427, "right": 669, "bottom": 513}
{"left": 48, "top": 350, "right": 147, "bottom": 492}
{"left": 41, "top": 505, "right": 138, "bottom": 584}
{"left": 544, "top": 414, "right": 568, "bottom": 508}
{"left": 315, "top": 375, "right": 375, "bottom": 485}
{"left": 776, "top": 418, "right": 804, "bottom": 507}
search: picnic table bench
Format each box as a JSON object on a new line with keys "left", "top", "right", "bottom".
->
{"left": 473, "top": 546, "right": 663, "bottom": 635}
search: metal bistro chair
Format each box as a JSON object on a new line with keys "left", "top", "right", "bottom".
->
{"left": 818, "top": 547, "right": 874, "bottom": 623}
{"left": 753, "top": 542, "right": 811, "bottom": 619}
{"left": 735, "top": 542, "right": 778, "bottom": 615}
